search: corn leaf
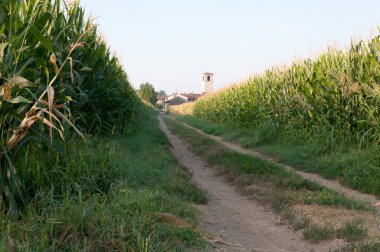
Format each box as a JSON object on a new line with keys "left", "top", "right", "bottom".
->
{"left": 6, "top": 96, "right": 32, "bottom": 104}
{"left": 29, "top": 25, "right": 53, "bottom": 52}
{"left": 9, "top": 76, "right": 38, "bottom": 88}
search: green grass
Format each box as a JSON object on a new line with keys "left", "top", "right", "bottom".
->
{"left": 301, "top": 218, "right": 368, "bottom": 244}
{"left": 303, "top": 225, "right": 335, "bottom": 244}
{"left": 0, "top": 108, "right": 208, "bottom": 251}
{"left": 337, "top": 243, "right": 380, "bottom": 252}
{"left": 292, "top": 215, "right": 311, "bottom": 231}
{"left": 174, "top": 115, "right": 380, "bottom": 197}
{"left": 300, "top": 218, "right": 369, "bottom": 245}
{"left": 336, "top": 219, "right": 368, "bottom": 242}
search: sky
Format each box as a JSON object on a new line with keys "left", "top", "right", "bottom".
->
{"left": 80, "top": 0, "right": 380, "bottom": 94}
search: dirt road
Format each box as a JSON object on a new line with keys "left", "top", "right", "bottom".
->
{"left": 159, "top": 116, "right": 339, "bottom": 252}
{"left": 168, "top": 117, "right": 380, "bottom": 209}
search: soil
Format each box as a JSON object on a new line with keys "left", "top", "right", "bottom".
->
{"left": 159, "top": 116, "right": 343, "bottom": 252}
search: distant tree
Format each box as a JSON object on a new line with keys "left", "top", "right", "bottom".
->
{"left": 157, "top": 90, "right": 167, "bottom": 96}
{"left": 139, "top": 83, "right": 157, "bottom": 105}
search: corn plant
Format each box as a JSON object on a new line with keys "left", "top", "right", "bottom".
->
{"left": 0, "top": 0, "right": 139, "bottom": 214}
{"left": 193, "top": 32, "right": 380, "bottom": 146}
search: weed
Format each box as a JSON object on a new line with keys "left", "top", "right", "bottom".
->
{"left": 337, "top": 243, "right": 380, "bottom": 252}
{"left": 293, "top": 215, "right": 311, "bottom": 231}
{"left": 303, "top": 224, "right": 335, "bottom": 243}
{"left": 271, "top": 192, "right": 295, "bottom": 213}
{"left": 337, "top": 219, "right": 368, "bottom": 242}
{"left": 301, "top": 190, "right": 372, "bottom": 211}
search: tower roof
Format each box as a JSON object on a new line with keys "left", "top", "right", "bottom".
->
{"left": 202, "top": 72, "right": 214, "bottom": 76}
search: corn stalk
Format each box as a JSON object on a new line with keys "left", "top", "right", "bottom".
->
{"left": 193, "top": 32, "right": 380, "bottom": 145}
{"left": 0, "top": 0, "right": 140, "bottom": 214}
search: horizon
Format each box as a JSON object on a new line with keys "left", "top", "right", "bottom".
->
{"left": 80, "top": 0, "right": 380, "bottom": 94}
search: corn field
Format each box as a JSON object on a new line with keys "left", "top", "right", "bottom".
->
{"left": 193, "top": 33, "right": 380, "bottom": 145}
{"left": 0, "top": 0, "right": 139, "bottom": 213}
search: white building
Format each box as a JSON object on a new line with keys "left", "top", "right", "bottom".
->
{"left": 201, "top": 72, "right": 214, "bottom": 93}
{"left": 158, "top": 72, "right": 215, "bottom": 110}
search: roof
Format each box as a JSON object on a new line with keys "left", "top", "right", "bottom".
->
{"left": 156, "top": 95, "right": 166, "bottom": 100}
{"left": 202, "top": 72, "right": 214, "bottom": 76}
{"left": 165, "top": 92, "right": 204, "bottom": 103}
{"left": 193, "top": 93, "right": 204, "bottom": 99}
{"left": 181, "top": 93, "right": 194, "bottom": 98}
{"left": 181, "top": 93, "right": 204, "bottom": 99}
{"left": 166, "top": 96, "right": 188, "bottom": 106}
{"left": 166, "top": 93, "right": 189, "bottom": 101}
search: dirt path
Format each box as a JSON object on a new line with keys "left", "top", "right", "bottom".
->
{"left": 168, "top": 117, "right": 380, "bottom": 209}
{"left": 159, "top": 116, "right": 340, "bottom": 252}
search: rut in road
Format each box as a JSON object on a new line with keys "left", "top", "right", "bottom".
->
{"left": 168, "top": 117, "right": 380, "bottom": 210}
{"left": 158, "top": 116, "right": 341, "bottom": 252}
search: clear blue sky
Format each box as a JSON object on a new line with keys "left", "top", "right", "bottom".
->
{"left": 80, "top": 0, "right": 380, "bottom": 94}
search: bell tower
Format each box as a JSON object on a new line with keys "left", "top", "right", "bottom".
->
{"left": 201, "top": 72, "right": 214, "bottom": 93}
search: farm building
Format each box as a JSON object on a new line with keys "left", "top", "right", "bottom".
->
{"left": 157, "top": 72, "right": 214, "bottom": 110}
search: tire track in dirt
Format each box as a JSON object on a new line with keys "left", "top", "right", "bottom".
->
{"left": 159, "top": 116, "right": 340, "bottom": 252}
{"left": 168, "top": 117, "right": 380, "bottom": 210}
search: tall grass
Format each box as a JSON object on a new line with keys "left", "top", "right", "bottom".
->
{"left": 193, "top": 32, "right": 380, "bottom": 146}
{"left": 0, "top": 0, "right": 139, "bottom": 213}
